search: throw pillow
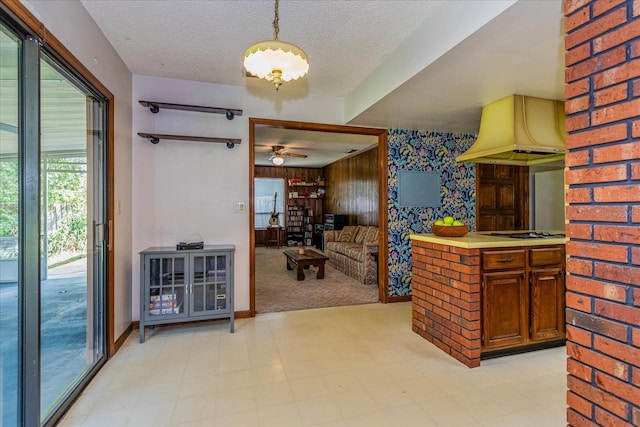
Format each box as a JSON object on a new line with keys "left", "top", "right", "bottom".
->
{"left": 363, "top": 227, "right": 379, "bottom": 243}
{"left": 337, "top": 225, "right": 359, "bottom": 242}
{"left": 354, "top": 226, "right": 369, "bottom": 244}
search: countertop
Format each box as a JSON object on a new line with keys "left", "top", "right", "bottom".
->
{"left": 409, "top": 230, "right": 566, "bottom": 249}
{"left": 140, "top": 244, "right": 235, "bottom": 254}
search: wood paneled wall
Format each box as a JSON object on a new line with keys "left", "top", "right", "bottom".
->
{"left": 323, "top": 147, "right": 378, "bottom": 226}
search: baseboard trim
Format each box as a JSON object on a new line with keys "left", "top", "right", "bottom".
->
{"left": 235, "top": 310, "right": 252, "bottom": 319}
{"left": 387, "top": 295, "right": 412, "bottom": 303}
{"left": 112, "top": 322, "right": 134, "bottom": 356}
{"left": 481, "top": 339, "right": 566, "bottom": 359}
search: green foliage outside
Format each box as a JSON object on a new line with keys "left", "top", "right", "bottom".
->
{"left": 0, "top": 160, "right": 19, "bottom": 237}
{"left": 0, "top": 156, "right": 87, "bottom": 259}
{"left": 47, "top": 203, "right": 87, "bottom": 255}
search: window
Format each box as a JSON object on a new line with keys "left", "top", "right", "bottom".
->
{"left": 254, "top": 178, "right": 284, "bottom": 228}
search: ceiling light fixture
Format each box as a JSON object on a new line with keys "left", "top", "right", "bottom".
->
{"left": 243, "top": 0, "right": 309, "bottom": 91}
{"left": 272, "top": 154, "right": 285, "bottom": 166}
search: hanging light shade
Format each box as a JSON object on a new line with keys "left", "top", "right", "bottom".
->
{"left": 244, "top": 0, "right": 309, "bottom": 90}
{"left": 272, "top": 155, "right": 285, "bottom": 166}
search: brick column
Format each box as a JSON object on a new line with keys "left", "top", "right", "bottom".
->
{"left": 565, "top": 1, "right": 640, "bottom": 425}
{"left": 411, "top": 240, "right": 481, "bottom": 368}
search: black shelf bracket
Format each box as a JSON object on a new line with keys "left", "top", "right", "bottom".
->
{"left": 139, "top": 100, "right": 242, "bottom": 120}
{"left": 137, "top": 133, "right": 240, "bottom": 148}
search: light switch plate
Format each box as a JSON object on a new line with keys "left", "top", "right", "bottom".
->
{"left": 234, "top": 201, "right": 245, "bottom": 213}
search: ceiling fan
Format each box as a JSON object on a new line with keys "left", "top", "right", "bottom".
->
{"left": 269, "top": 145, "right": 307, "bottom": 165}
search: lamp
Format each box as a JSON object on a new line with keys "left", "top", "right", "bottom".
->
{"left": 272, "top": 154, "right": 285, "bottom": 166}
{"left": 243, "top": 0, "right": 309, "bottom": 90}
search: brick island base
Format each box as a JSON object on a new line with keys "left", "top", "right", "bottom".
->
{"left": 411, "top": 239, "right": 481, "bottom": 368}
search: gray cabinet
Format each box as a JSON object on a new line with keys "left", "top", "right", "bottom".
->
{"left": 139, "top": 245, "right": 234, "bottom": 342}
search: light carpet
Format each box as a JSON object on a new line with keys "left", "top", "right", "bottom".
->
{"left": 255, "top": 246, "right": 379, "bottom": 314}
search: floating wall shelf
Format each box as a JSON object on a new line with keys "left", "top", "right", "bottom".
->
{"left": 138, "top": 99, "right": 242, "bottom": 148}
{"left": 139, "top": 100, "right": 243, "bottom": 120}
{"left": 137, "top": 133, "right": 241, "bottom": 148}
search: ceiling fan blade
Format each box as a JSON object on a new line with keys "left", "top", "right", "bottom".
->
{"left": 283, "top": 152, "right": 308, "bottom": 158}
{"left": 269, "top": 145, "right": 307, "bottom": 158}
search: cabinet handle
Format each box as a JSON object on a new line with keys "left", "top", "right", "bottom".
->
{"left": 497, "top": 258, "right": 514, "bottom": 263}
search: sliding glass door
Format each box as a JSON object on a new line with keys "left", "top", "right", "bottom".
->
{"left": 39, "top": 55, "right": 107, "bottom": 422}
{"left": 0, "top": 17, "right": 108, "bottom": 427}
{"left": 0, "top": 21, "right": 20, "bottom": 427}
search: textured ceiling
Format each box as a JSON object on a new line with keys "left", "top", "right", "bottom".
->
{"left": 78, "top": 0, "right": 564, "bottom": 166}
{"left": 349, "top": 0, "right": 565, "bottom": 132}
{"left": 80, "top": 0, "right": 444, "bottom": 97}
{"left": 255, "top": 127, "right": 377, "bottom": 168}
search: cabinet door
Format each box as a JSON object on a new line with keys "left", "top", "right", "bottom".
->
{"left": 145, "top": 254, "right": 188, "bottom": 320}
{"left": 482, "top": 270, "right": 527, "bottom": 350}
{"left": 530, "top": 267, "right": 565, "bottom": 341}
{"left": 476, "top": 164, "right": 529, "bottom": 231}
{"left": 190, "top": 252, "right": 230, "bottom": 316}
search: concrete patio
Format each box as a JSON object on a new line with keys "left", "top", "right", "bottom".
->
{"left": 1, "top": 258, "right": 89, "bottom": 425}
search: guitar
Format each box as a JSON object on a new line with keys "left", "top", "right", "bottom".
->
{"left": 268, "top": 192, "right": 280, "bottom": 226}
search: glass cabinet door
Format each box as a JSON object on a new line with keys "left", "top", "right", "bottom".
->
{"left": 146, "top": 255, "right": 187, "bottom": 319}
{"left": 190, "top": 253, "right": 229, "bottom": 315}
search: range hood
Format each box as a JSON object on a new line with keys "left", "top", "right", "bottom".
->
{"left": 456, "top": 94, "right": 566, "bottom": 166}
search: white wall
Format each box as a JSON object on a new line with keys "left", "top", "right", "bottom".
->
{"left": 132, "top": 75, "right": 345, "bottom": 317}
{"left": 20, "top": 1, "right": 134, "bottom": 339}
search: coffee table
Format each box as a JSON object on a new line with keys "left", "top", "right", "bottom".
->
{"left": 282, "top": 248, "right": 330, "bottom": 281}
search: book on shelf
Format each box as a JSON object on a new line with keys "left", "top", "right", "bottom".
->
{"left": 149, "top": 294, "right": 180, "bottom": 315}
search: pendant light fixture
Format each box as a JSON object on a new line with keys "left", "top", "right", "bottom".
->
{"left": 243, "top": 0, "right": 309, "bottom": 90}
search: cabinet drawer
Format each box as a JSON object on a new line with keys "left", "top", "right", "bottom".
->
{"left": 530, "top": 247, "right": 564, "bottom": 267}
{"left": 482, "top": 249, "right": 526, "bottom": 270}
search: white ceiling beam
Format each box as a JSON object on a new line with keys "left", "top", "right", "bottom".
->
{"left": 344, "top": 0, "right": 517, "bottom": 125}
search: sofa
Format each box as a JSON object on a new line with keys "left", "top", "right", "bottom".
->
{"left": 323, "top": 225, "right": 379, "bottom": 285}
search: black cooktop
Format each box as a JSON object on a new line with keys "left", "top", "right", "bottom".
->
{"left": 488, "top": 231, "right": 565, "bottom": 239}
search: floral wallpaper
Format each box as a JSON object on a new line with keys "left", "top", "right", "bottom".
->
{"left": 387, "top": 129, "right": 477, "bottom": 297}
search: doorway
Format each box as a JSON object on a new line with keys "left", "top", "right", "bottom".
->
{"left": 249, "top": 118, "right": 388, "bottom": 316}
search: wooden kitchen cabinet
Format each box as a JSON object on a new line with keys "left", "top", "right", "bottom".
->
{"left": 482, "top": 269, "right": 527, "bottom": 350}
{"left": 476, "top": 164, "right": 529, "bottom": 231}
{"left": 530, "top": 247, "right": 565, "bottom": 342}
{"left": 481, "top": 245, "right": 565, "bottom": 355}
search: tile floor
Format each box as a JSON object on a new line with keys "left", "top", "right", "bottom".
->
{"left": 59, "top": 302, "right": 567, "bottom": 426}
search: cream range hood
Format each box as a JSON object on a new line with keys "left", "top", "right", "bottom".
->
{"left": 456, "top": 94, "right": 566, "bottom": 166}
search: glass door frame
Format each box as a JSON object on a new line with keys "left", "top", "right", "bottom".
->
{"left": 0, "top": 3, "right": 115, "bottom": 426}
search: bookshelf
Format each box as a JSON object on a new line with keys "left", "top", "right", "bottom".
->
{"left": 304, "top": 208, "right": 314, "bottom": 246}
{"left": 286, "top": 205, "right": 304, "bottom": 246}
{"left": 286, "top": 205, "right": 315, "bottom": 246}
{"left": 286, "top": 178, "right": 325, "bottom": 200}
